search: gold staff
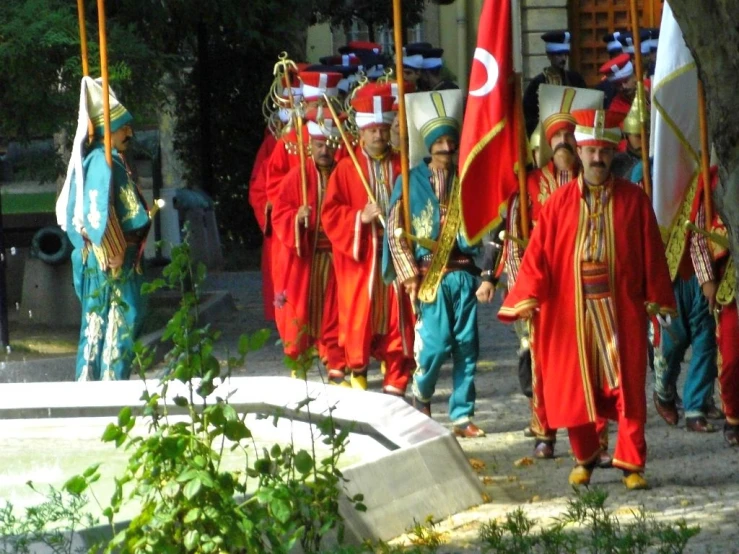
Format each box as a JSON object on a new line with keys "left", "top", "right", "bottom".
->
{"left": 628, "top": 1, "right": 652, "bottom": 198}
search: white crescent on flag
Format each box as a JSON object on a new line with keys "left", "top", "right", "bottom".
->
{"left": 469, "top": 47, "right": 499, "bottom": 97}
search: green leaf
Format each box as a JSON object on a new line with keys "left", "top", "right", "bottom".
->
{"left": 63, "top": 475, "right": 87, "bottom": 495}
{"left": 248, "top": 328, "right": 271, "bottom": 352}
{"left": 294, "top": 450, "right": 314, "bottom": 475}
{"left": 183, "top": 477, "right": 202, "bottom": 500}
{"left": 83, "top": 463, "right": 101, "bottom": 478}
{"left": 173, "top": 395, "right": 189, "bottom": 407}
{"left": 238, "top": 334, "right": 250, "bottom": 356}
{"left": 183, "top": 529, "right": 200, "bottom": 550}
{"left": 118, "top": 406, "right": 132, "bottom": 426}
{"left": 223, "top": 420, "right": 251, "bottom": 441}
{"left": 184, "top": 507, "right": 201, "bottom": 523}
{"left": 101, "top": 423, "right": 121, "bottom": 442}
{"left": 270, "top": 498, "right": 292, "bottom": 523}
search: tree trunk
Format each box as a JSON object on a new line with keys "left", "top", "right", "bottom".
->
{"left": 668, "top": 0, "right": 739, "bottom": 311}
{"left": 197, "top": 17, "right": 213, "bottom": 195}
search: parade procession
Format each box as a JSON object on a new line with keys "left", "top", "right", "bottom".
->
{"left": 246, "top": 0, "right": 737, "bottom": 494}
{"left": 3, "top": 0, "right": 739, "bottom": 549}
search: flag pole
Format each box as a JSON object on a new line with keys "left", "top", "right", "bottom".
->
{"left": 511, "top": 0, "right": 530, "bottom": 241}
{"left": 392, "top": 0, "right": 412, "bottom": 236}
{"left": 697, "top": 79, "right": 713, "bottom": 229}
{"left": 628, "top": 0, "right": 652, "bottom": 198}
{"left": 76, "top": 0, "right": 89, "bottom": 76}
{"left": 96, "top": 0, "right": 112, "bottom": 168}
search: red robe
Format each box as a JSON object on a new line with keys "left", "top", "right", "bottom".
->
{"left": 271, "top": 159, "right": 344, "bottom": 369}
{"left": 248, "top": 131, "right": 278, "bottom": 321}
{"left": 320, "top": 150, "right": 414, "bottom": 375}
{"left": 499, "top": 177, "right": 675, "bottom": 428}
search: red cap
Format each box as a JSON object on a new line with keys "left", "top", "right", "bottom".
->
{"left": 599, "top": 53, "right": 634, "bottom": 82}
{"left": 299, "top": 71, "right": 343, "bottom": 100}
{"left": 572, "top": 109, "right": 625, "bottom": 147}
{"left": 344, "top": 40, "right": 382, "bottom": 54}
{"left": 304, "top": 107, "right": 343, "bottom": 140}
{"left": 351, "top": 95, "right": 396, "bottom": 129}
{"left": 542, "top": 113, "right": 576, "bottom": 144}
{"left": 353, "top": 82, "right": 393, "bottom": 99}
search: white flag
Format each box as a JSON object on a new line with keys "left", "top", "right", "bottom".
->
{"left": 650, "top": 1, "right": 700, "bottom": 278}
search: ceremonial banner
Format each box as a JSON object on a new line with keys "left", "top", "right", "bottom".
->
{"left": 650, "top": 0, "right": 700, "bottom": 279}
{"left": 459, "top": 0, "right": 518, "bottom": 243}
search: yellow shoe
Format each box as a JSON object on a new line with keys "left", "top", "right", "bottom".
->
{"left": 568, "top": 465, "right": 593, "bottom": 486}
{"left": 380, "top": 361, "right": 387, "bottom": 375}
{"left": 329, "top": 379, "right": 351, "bottom": 388}
{"left": 622, "top": 472, "right": 649, "bottom": 490}
{"left": 350, "top": 374, "right": 368, "bottom": 390}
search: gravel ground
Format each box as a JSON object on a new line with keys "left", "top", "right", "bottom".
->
{"left": 204, "top": 271, "right": 739, "bottom": 553}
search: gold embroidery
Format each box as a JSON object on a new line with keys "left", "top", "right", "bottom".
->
{"left": 663, "top": 172, "right": 700, "bottom": 280}
{"left": 717, "top": 258, "right": 736, "bottom": 306}
{"left": 537, "top": 166, "right": 559, "bottom": 206}
{"left": 418, "top": 175, "right": 462, "bottom": 303}
{"left": 412, "top": 199, "right": 435, "bottom": 240}
{"left": 119, "top": 180, "right": 142, "bottom": 223}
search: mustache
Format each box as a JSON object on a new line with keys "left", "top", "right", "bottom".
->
{"left": 589, "top": 161, "right": 607, "bottom": 168}
{"left": 552, "top": 142, "right": 574, "bottom": 155}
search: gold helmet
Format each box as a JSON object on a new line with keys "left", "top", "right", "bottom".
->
{"left": 623, "top": 91, "right": 649, "bottom": 135}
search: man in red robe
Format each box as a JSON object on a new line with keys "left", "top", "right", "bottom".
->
{"left": 690, "top": 167, "right": 739, "bottom": 445}
{"left": 498, "top": 109, "right": 676, "bottom": 490}
{"left": 321, "top": 93, "right": 415, "bottom": 395}
{"left": 248, "top": 128, "right": 279, "bottom": 322}
{"left": 599, "top": 54, "right": 636, "bottom": 116}
{"left": 265, "top": 70, "right": 342, "bottom": 332}
{"left": 271, "top": 110, "right": 346, "bottom": 380}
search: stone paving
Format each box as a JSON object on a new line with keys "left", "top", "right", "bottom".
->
{"left": 167, "top": 271, "right": 739, "bottom": 551}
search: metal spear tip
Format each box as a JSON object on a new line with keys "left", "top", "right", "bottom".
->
{"left": 156, "top": 199, "right": 166, "bottom": 209}
{"left": 393, "top": 227, "right": 405, "bottom": 238}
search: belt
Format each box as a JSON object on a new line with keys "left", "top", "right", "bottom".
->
{"left": 581, "top": 262, "right": 610, "bottom": 299}
{"left": 418, "top": 253, "right": 477, "bottom": 276}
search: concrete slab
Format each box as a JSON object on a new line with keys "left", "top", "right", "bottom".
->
{"left": 0, "top": 376, "right": 485, "bottom": 546}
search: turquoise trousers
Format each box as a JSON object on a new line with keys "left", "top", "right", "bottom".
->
{"left": 654, "top": 274, "right": 716, "bottom": 417}
{"left": 412, "top": 271, "right": 479, "bottom": 424}
{"left": 72, "top": 247, "right": 146, "bottom": 381}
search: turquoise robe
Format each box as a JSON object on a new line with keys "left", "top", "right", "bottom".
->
{"left": 382, "top": 162, "right": 481, "bottom": 423}
{"left": 65, "top": 143, "right": 150, "bottom": 381}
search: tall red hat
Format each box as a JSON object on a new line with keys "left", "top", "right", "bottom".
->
{"left": 299, "top": 71, "right": 343, "bottom": 101}
{"left": 351, "top": 95, "right": 396, "bottom": 129}
{"left": 304, "top": 107, "right": 343, "bottom": 140}
{"left": 572, "top": 109, "right": 625, "bottom": 147}
{"left": 352, "top": 82, "right": 393, "bottom": 99}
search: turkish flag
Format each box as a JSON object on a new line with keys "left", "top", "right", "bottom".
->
{"left": 459, "top": 0, "right": 519, "bottom": 243}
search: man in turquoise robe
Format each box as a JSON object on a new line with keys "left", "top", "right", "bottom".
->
{"left": 383, "top": 89, "right": 483, "bottom": 437}
{"left": 56, "top": 77, "right": 150, "bottom": 381}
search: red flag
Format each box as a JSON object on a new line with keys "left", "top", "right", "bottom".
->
{"left": 459, "top": 0, "right": 518, "bottom": 243}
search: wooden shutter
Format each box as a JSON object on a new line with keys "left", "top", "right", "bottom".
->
{"left": 570, "top": 0, "right": 663, "bottom": 86}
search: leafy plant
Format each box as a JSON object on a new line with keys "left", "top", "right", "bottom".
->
{"left": 478, "top": 487, "right": 700, "bottom": 554}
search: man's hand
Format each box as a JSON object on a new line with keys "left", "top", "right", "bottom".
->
{"left": 517, "top": 307, "right": 536, "bottom": 320}
{"left": 403, "top": 275, "right": 420, "bottom": 305}
{"left": 296, "top": 205, "right": 312, "bottom": 222}
{"left": 361, "top": 202, "right": 382, "bottom": 223}
{"left": 701, "top": 280, "right": 718, "bottom": 312}
{"left": 476, "top": 281, "right": 496, "bottom": 303}
{"left": 108, "top": 251, "right": 125, "bottom": 270}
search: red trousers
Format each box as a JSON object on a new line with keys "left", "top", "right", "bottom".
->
{"left": 718, "top": 302, "right": 739, "bottom": 425}
{"left": 567, "top": 386, "right": 646, "bottom": 472}
{"left": 317, "top": 271, "right": 347, "bottom": 379}
{"left": 345, "top": 286, "right": 413, "bottom": 395}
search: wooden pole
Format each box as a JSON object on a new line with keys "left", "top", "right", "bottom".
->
{"left": 76, "top": 0, "right": 89, "bottom": 76}
{"left": 323, "top": 95, "right": 385, "bottom": 228}
{"left": 392, "top": 0, "right": 412, "bottom": 236}
{"left": 628, "top": 0, "right": 652, "bottom": 198}
{"left": 697, "top": 79, "right": 713, "bottom": 230}
{"left": 96, "top": 0, "right": 112, "bottom": 168}
{"left": 513, "top": 73, "right": 530, "bottom": 242}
